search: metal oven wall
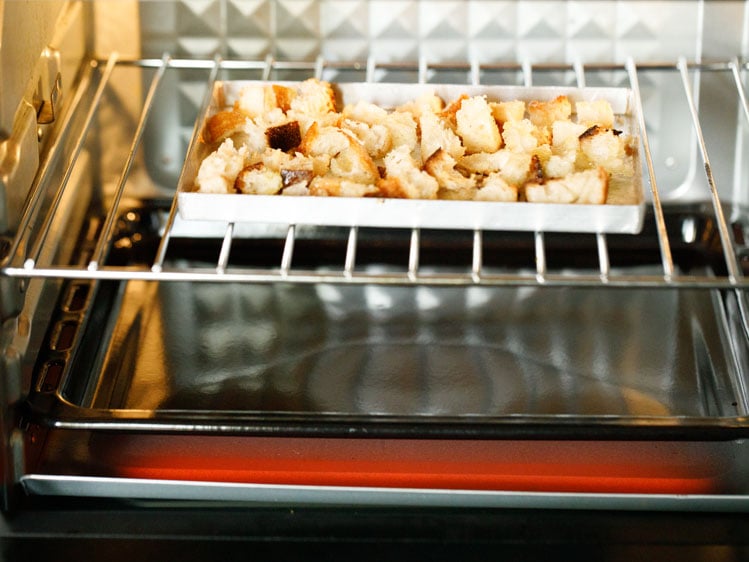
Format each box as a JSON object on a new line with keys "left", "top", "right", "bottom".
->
{"left": 3, "top": 0, "right": 749, "bottom": 515}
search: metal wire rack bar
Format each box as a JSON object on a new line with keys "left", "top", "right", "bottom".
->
{"left": 3, "top": 54, "right": 747, "bottom": 289}
{"left": 114, "top": 56, "right": 747, "bottom": 73}
{"left": 677, "top": 57, "right": 742, "bottom": 283}
{"left": 87, "top": 53, "right": 171, "bottom": 272}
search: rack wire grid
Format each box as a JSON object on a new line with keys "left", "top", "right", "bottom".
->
{"left": 2, "top": 54, "right": 749, "bottom": 289}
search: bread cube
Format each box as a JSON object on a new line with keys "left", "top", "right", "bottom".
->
{"left": 456, "top": 95, "right": 502, "bottom": 154}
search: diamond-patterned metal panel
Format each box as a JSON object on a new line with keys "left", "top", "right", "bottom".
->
{"left": 139, "top": 0, "right": 707, "bottom": 63}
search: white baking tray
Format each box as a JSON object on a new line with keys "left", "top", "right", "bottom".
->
{"left": 177, "top": 82, "right": 645, "bottom": 234}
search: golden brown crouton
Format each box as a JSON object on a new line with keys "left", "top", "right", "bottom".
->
{"left": 204, "top": 109, "right": 249, "bottom": 144}
{"left": 525, "top": 166, "right": 608, "bottom": 204}
{"left": 383, "top": 111, "right": 419, "bottom": 159}
{"left": 341, "top": 119, "right": 392, "bottom": 160}
{"left": 439, "top": 94, "right": 469, "bottom": 128}
{"left": 196, "top": 138, "right": 249, "bottom": 194}
{"left": 457, "top": 149, "right": 533, "bottom": 187}
{"left": 578, "top": 126, "right": 628, "bottom": 174}
{"left": 456, "top": 95, "right": 502, "bottom": 154}
{"left": 272, "top": 84, "right": 297, "bottom": 112}
{"left": 490, "top": 100, "right": 526, "bottom": 123}
{"left": 397, "top": 91, "right": 445, "bottom": 119}
{"left": 551, "top": 120, "right": 588, "bottom": 156}
{"left": 420, "top": 110, "right": 465, "bottom": 162}
{"left": 424, "top": 148, "right": 475, "bottom": 191}
{"left": 576, "top": 99, "right": 615, "bottom": 127}
{"left": 342, "top": 100, "right": 389, "bottom": 125}
{"left": 456, "top": 151, "right": 503, "bottom": 175}
{"left": 528, "top": 95, "right": 572, "bottom": 128}
{"left": 329, "top": 136, "right": 380, "bottom": 184}
{"left": 375, "top": 177, "right": 410, "bottom": 199}
{"left": 290, "top": 78, "right": 337, "bottom": 117}
{"left": 475, "top": 173, "right": 518, "bottom": 202}
{"left": 234, "top": 165, "right": 283, "bottom": 195}
{"left": 383, "top": 144, "right": 439, "bottom": 199}
{"left": 309, "top": 176, "right": 380, "bottom": 197}
{"left": 235, "top": 84, "right": 278, "bottom": 118}
{"left": 502, "top": 119, "right": 540, "bottom": 153}
{"left": 299, "top": 122, "right": 350, "bottom": 156}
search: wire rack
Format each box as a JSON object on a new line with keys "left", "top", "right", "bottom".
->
{"left": 3, "top": 54, "right": 749, "bottom": 289}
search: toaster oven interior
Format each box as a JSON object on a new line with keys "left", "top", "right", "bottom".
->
{"left": 4, "top": 0, "right": 749, "bottom": 510}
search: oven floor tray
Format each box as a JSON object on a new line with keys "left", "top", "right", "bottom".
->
{"left": 22, "top": 205, "right": 749, "bottom": 504}
{"left": 20, "top": 474, "right": 749, "bottom": 512}
{"left": 26, "top": 205, "right": 749, "bottom": 438}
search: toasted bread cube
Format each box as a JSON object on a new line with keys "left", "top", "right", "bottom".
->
{"left": 375, "top": 177, "right": 409, "bottom": 199}
{"left": 383, "top": 111, "right": 419, "bottom": 159}
{"left": 576, "top": 99, "right": 615, "bottom": 127}
{"left": 266, "top": 121, "right": 302, "bottom": 152}
{"left": 579, "top": 126, "right": 627, "bottom": 174}
{"left": 299, "top": 122, "right": 350, "bottom": 156}
{"left": 456, "top": 96, "right": 502, "bottom": 154}
{"left": 272, "top": 84, "right": 297, "bottom": 112}
{"left": 260, "top": 149, "right": 313, "bottom": 176}
{"left": 543, "top": 153, "right": 576, "bottom": 179}
{"left": 235, "top": 84, "right": 278, "bottom": 118}
{"left": 329, "top": 136, "right": 380, "bottom": 184}
{"left": 281, "top": 182, "right": 310, "bottom": 196}
{"left": 290, "top": 78, "right": 337, "bottom": 117}
{"left": 525, "top": 166, "right": 608, "bottom": 204}
{"left": 497, "top": 150, "right": 535, "bottom": 186}
{"left": 342, "top": 119, "right": 392, "bottom": 160}
{"left": 458, "top": 149, "right": 533, "bottom": 187}
{"left": 502, "top": 118, "right": 543, "bottom": 153}
{"left": 241, "top": 119, "right": 270, "bottom": 155}
{"left": 383, "top": 144, "right": 439, "bottom": 199}
{"left": 196, "top": 139, "right": 248, "bottom": 194}
{"left": 528, "top": 95, "right": 572, "bottom": 128}
{"left": 551, "top": 120, "right": 588, "bottom": 156}
{"left": 490, "top": 100, "right": 526, "bottom": 123}
{"left": 258, "top": 148, "right": 293, "bottom": 171}
{"left": 204, "top": 109, "right": 249, "bottom": 144}
{"left": 424, "top": 148, "right": 474, "bottom": 191}
{"left": 343, "top": 100, "right": 389, "bottom": 124}
{"left": 287, "top": 79, "right": 338, "bottom": 136}
{"left": 234, "top": 165, "right": 283, "bottom": 195}
{"left": 439, "top": 94, "right": 469, "bottom": 128}
{"left": 281, "top": 168, "right": 314, "bottom": 188}
{"left": 397, "top": 91, "right": 445, "bottom": 119}
{"left": 475, "top": 173, "right": 518, "bottom": 202}
{"left": 309, "top": 176, "right": 380, "bottom": 197}
{"left": 457, "top": 151, "right": 503, "bottom": 175}
{"left": 420, "top": 110, "right": 465, "bottom": 162}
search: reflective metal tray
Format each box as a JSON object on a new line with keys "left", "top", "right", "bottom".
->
{"left": 25, "top": 203, "right": 749, "bottom": 439}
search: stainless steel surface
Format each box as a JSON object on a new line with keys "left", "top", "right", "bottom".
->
{"left": 5, "top": 0, "right": 749, "bottom": 512}
{"left": 19, "top": 474, "right": 749, "bottom": 512}
{"left": 23, "top": 263, "right": 747, "bottom": 433}
{"left": 2, "top": 56, "right": 749, "bottom": 289}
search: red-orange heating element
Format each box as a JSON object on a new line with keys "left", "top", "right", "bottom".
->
{"left": 92, "top": 435, "right": 736, "bottom": 495}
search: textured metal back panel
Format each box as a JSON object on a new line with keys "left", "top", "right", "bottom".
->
{"left": 138, "top": 0, "right": 708, "bottom": 63}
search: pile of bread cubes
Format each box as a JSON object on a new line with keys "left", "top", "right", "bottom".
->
{"left": 195, "top": 78, "right": 634, "bottom": 204}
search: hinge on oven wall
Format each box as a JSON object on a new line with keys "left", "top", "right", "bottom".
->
{"left": 33, "top": 47, "right": 62, "bottom": 144}
{"left": 0, "top": 101, "right": 36, "bottom": 322}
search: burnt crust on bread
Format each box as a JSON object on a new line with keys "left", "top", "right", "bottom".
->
{"left": 266, "top": 121, "right": 302, "bottom": 152}
{"left": 281, "top": 168, "right": 314, "bottom": 188}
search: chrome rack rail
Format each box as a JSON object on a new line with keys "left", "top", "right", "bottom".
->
{"left": 2, "top": 55, "right": 749, "bottom": 288}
